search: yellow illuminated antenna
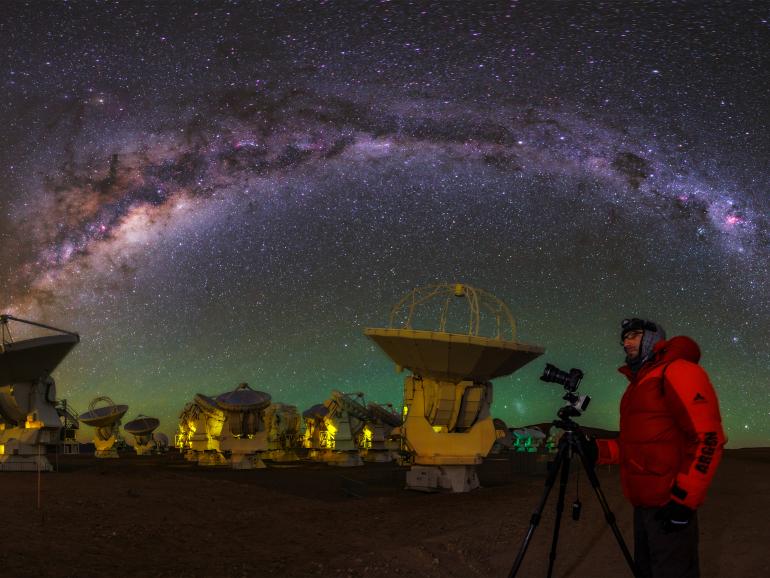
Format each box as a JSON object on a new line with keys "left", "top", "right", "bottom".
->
{"left": 364, "top": 283, "right": 544, "bottom": 492}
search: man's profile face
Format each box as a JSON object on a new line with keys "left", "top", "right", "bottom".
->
{"left": 622, "top": 330, "right": 644, "bottom": 360}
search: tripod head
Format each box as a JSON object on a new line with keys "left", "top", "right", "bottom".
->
{"left": 552, "top": 417, "right": 582, "bottom": 434}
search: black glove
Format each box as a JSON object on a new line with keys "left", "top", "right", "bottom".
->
{"left": 655, "top": 500, "right": 694, "bottom": 533}
{"left": 580, "top": 434, "right": 599, "bottom": 469}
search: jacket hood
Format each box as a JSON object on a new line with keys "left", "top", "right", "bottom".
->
{"left": 619, "top": 335, "right": 701, "bottom": 378}
{"left": 654, "top": 335, "right": 701, "bottom": 364}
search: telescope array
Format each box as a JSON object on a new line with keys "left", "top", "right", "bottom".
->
{"left": 1, "top": 284, "right": 542, "bottom": 491}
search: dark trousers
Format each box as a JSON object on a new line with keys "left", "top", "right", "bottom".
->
{"left": 634, "top": 507, "right": 700, "bottom": 578}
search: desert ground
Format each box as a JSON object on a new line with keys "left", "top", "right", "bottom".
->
{"left": 1, "top": 448, "right": 768, "bottom": 578}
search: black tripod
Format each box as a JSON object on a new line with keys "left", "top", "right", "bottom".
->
{"left": 508, "top": 418, "right": 637, "bottom": 578}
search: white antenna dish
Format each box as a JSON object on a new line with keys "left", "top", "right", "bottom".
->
{"left": 79, "top": 396, "right": 129, "bottom": 458}
{"left": 215, "top": 383, "right": 273, "bottom": 469}
{"left": 79, "top": 401, "right": 129, "bottom": 428}
{"left": 216, "top": 383, "right": 271, "bottom": 412}
{"left": 367, "top": 402, "right": 402, "bottom": 428}
{"left": 123, "top": 415, "right": 160, "bottom": 456}
{"left": 124, "top": 416, "right": 160, "bottom": 436}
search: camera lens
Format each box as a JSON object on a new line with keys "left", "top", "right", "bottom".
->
{"left": 540, "top": 363, "right": 571, "bottom": 386}
{"left": 540, "top": 363, "right": 584, "bottom": 392}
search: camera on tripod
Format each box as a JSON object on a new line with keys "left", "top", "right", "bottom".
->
{"left": 540, "top": 363, "right": 591, "bottom": 420}
{"left": 509, "top": 363, "right": 636, "bottom": 578}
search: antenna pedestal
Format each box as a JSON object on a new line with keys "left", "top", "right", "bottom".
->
{"left": 361, "top": 421, "right": 400, "bottom": 463}
{"left": 219, "top": 432, "right": 269, "bottom": 469}
{"left": 189, "top": 394, "right": 225, "bottom": 466}
{"left": 365, "top": 327, "right": 544, "bottom": 493}
{"left": 0, "top": 381, "right": 61, "bottom": 471}
{"left": 303, "top": 391, "right": 367, "bottom": 467}
{"left": 94, "top": 424, "right": 120, "bottom": 459}
{"left": 133, "top": 437, "right": 157, "bottom": 456}
{"left": 264, "top": 403, "right": 301, "bottom": 462}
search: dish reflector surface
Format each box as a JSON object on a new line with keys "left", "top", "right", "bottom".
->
{"left": 124, "top": 416, "right": 160, "bottom": 435}
{"left": 303, "top": 403, "right": 328, "bottom": 419}
{"left": 0, "top": 334, "right": 79, "bottom": 384}
{"left": 364, "top": 328, "right": 544, "bottom": 382}
{"left": 194, "top": 393, "right": 223, "bottom": 417}
{"left": 216, "top": 383, "right": 271, "bottom": 412}
{"left": 79, "top": 404, "right": 129, "bottom": 427}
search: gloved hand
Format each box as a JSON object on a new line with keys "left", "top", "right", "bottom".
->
{"left": 580, "top": 434, "right": 599, "bottom": 469}
{"left": 655, "top": 500, "right": 694, "bottom": 533}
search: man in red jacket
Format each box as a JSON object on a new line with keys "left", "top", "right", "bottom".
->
{"left": 594, "top": 318, "right": 726, "bottom": 578}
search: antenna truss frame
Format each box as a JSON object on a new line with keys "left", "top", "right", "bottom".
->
{"left": 387, "top": 283, "right": 517, "bottom": 341}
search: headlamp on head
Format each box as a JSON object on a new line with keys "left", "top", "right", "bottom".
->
{"left": 620, "top": 318, "right": 659, "bottom": 341}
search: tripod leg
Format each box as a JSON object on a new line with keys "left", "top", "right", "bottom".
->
{"left": 573, "top": 439, "right": 638, "bottom": 577}
{"left": 508, "top": 442, "right": 567, "bottom": 578}
{"left": 546, "top": 441, "right": 572, "bottom": 578}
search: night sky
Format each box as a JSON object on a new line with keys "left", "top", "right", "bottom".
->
{"left": 1, "top": 1, "right": 767, "bottom": 447}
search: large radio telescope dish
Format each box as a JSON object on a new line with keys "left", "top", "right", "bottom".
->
{"left": 0, "top": 315, "right": 80, "bottom": 384}
{"left": 363, "top": 283, "right": 544, "bottom": 492}
{"left": 364, "top": 283, "right": 544, "bottom": 382}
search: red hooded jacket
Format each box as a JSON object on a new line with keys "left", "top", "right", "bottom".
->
{"left": 596, "top": 336, "right": 726, "bottom": 509}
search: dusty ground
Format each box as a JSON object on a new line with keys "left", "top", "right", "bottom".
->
{"left": 1, "top": 448, "right": 767, "bottom": 578}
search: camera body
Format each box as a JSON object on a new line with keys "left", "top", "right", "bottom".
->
{"left": 540, "top": 363, "right": 591, "bottom": 419}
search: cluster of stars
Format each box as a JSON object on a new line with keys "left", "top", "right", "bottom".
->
{"left": 0, "top": 2, "right": 766, "bottom": 446}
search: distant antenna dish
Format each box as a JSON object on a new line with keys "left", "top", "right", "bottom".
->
{"left": 514, "top": 427, "right": 546, "bottom": 440}
{"left": 215, "top": 383, "right": 273, "bottom": 469}
{"left": 302, "top": 404, "right": 329, "bottom": 420}
{"left": 124, "top": 415, "right": 160, "bottom": 455}
{"left": 215, "top": 382, "right": 272, "bottom": 412}
{"left": 193, "top": 393, "right": 223, "bottom": 419}
{"left": 330, "top": 390, "right": 369, "bottom": 422}
{"left": 215, "top": 383, "right": 270, "bottom": 438}
{"left": 367, "top": 402, "right": 402, "bottom": 428}
{"left": 154, "top": 432, "right": 169, "bottom": 451}
{"left": 79, "top": 396, "right": 128, "bottom": 458}
{"left": 124, "top": 415, "right": 160, "bottom": 436}
{"left": 79, "top": 397, "right": 129, "bottom": 428}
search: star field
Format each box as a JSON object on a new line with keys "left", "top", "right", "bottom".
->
{"left": 0, "top": 1, "right": 768, "bottom": 446}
